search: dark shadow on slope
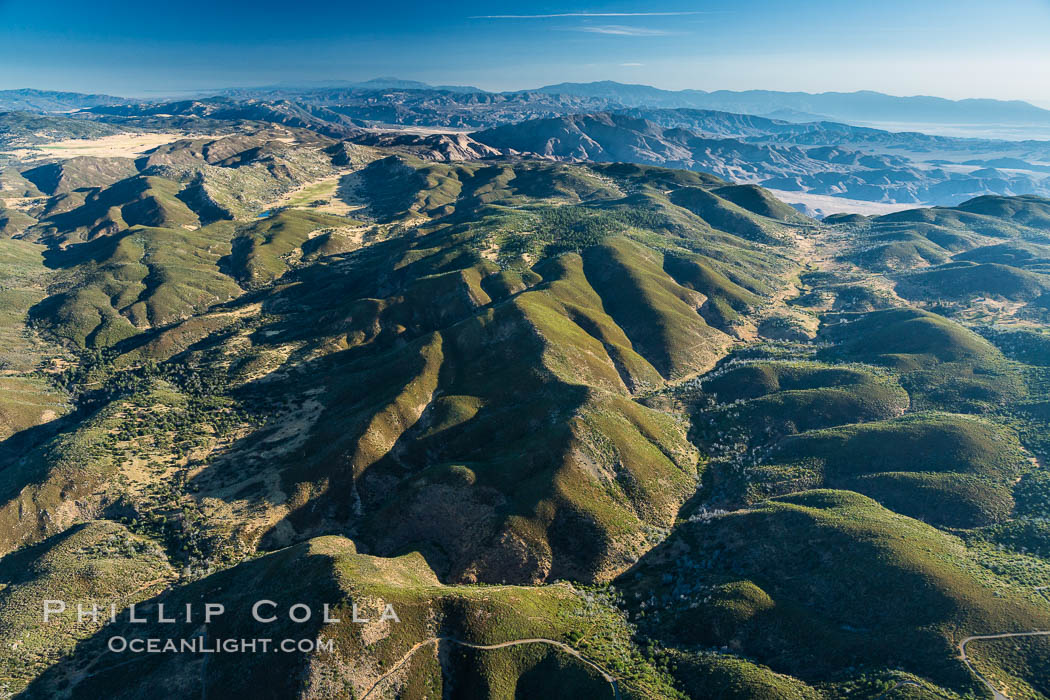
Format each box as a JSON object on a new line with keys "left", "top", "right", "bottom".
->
{"left": 19, "top": 541, "right": 342, "bottom": 700}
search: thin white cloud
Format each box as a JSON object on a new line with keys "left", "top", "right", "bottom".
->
{"left": 620, "top": 62, "right": 645, "bottom": 67}
{"left": 470, "top": 11, "right": 703, "bottom": 19}
{"left": 572, "top": 25, "right": 672, "bottom": 36}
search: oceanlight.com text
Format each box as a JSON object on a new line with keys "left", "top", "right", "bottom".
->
{"left": 107, "top": 636, "right": 335, "bottom": 654}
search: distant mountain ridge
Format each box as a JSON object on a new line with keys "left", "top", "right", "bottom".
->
{"left": 85, "top": 97, "right": 366, "bottom": 138}
{"left": 11, "top": 79, "right": 1050, "bottom": 207}
{"left": 470, "top": 111, "right": 1050, "bottom": 206}
{"left": 0, "top": 88, "right": 125, "bottom": 113}
{"left": 201, "top": 78, "right": 1050, "bottom": 131}
{"left": 255, "top": 77, "right": 1050, "bottom": 126}
{"left": 530, "top": 81, "right": 1050, "bottom": 126}
{"left": 9, "top": 79, "right": 1050, "bottom": 130}
{"left": 0, "top": 111, "right": 122, "bottom": 148}
{"left": 223, "top": 77, "right": 484, "bottom": 95}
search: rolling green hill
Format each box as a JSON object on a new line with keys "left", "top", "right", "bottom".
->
{"left": 710, "top": 184, "right": 813, "bottom": 223}
{"left": 29, "top": 222, "right": 242, "bottom": 347}
{"left": 619, "top": 490, "right": 1050, "bottom": 697}
{"left": 761, "top": 414, "right": 1026, "bottom": 526}
{"left": 17, "top": 533, "right": 678, "bottom": 699}
{"left": 818, "top": 307, "right": 1003, "bottom": 368}
{"left": 898, "top": 261, "right": 1050, "bottom": 303}
{"left": 20, "top": 156, "right": 138, "bottom": 195}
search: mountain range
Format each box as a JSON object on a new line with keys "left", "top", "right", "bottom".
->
{"left": 7, "top": 79, "right": 1050, "bottom": 129}
{"left": 469, "top": 111, "right": 1050, "bottom": 207}
{"left": 531, "top": 81, "right": 1050, "bottom": 126}
{"left": 9, "top": 92, "right": 1050, "bottom": 209}
{"left": 0, "top": 88, "right": 125, "bottom": 113}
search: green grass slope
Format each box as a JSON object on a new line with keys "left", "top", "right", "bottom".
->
{"left": 711, "top": 184, "right": 813, "bottom": 224}
{"left": 818, "top": 308, "right": 1022, "bottom": 411}
{"left": 898, "top": 261, "right": 1050, "bottom": 303}
{"left": 954, "top": 194, "right": 1050, "bottom": 230}
{"left": 696, "top": 361, "right": 910, "bottom": 445}
{"left": 0, "top": 156, "right": 803, "bottom": 593}
{"left": 22, "top": 535, "right": 678, "bottom": 700}
{"left": 760, "top": 414, "right": 1026, "bottom": 526}
{"left": 0, "top": 207, "right": 36, "bottom": 238}
{"left": 20, "top": 156, "right": 138, "bottom": 196}
{"left": 0, "top": 238, "right": 69, "bottom": 438}
{"left": 0, "top": 521, "right": 173, "bottom": 692}
{"left": 619, "top": 490, "right": 1050, "bottom": 696}
{"left": 227, "top": 209, "right": 360, "bottom": 287}
{"left": 29, "top": 223, "right": 242, "bottom": 347}
{"left": 32, "top": 175, "right": 201, "bottom": 244}
{"left": 669, "top": 187, "right": 788, "bottom": 244}
{"left": 818, "top": 308, "right": 1001, "bottom": 368}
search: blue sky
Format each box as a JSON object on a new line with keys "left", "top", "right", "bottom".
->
{"left": 2, "top": 0, "right": 1050, "bottom": 104}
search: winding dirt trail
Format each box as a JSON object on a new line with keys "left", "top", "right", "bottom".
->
{"left": 360, "top": 636, "right": 620, "bottom": 699}
{"left": 958, "top": 630, "right": 1050, "bottom": 699}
